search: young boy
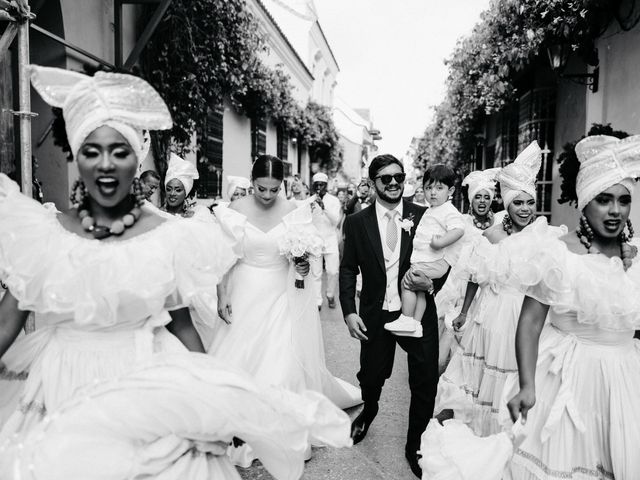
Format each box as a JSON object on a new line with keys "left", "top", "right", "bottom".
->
{"left": 384, "top": 164, "right": 465, "bottom": 337}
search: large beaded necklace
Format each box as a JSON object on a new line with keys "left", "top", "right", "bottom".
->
{"left": 74, "top": 180, "right": 146, "bottom": 240}
{"left": 472, "top": 210, "right": 494, "bottom": 230}
{"left": 576, "top": 216, "right": 637, "bottom": 270}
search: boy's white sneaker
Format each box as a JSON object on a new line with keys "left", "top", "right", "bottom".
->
{"left": 393, "top": 322, "right": 423, "bottom": 338}
{"left": 384, "top": 315, "right": 419, "bottom": 333}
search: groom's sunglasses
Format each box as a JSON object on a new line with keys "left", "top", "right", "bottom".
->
{"left": 375, "top": 173, "right": 406, "bottom": 185}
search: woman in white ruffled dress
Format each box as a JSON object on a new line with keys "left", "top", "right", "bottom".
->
{"left": 0, "top": 66, "right": 350, "bottom": 479}
{"left": 434, "top": 142, "right": 567, "bottom": 437}
{"left": 420, "top": 135, "right": 640, "bottom": 480}
{"left": 153, "top": 153, "right": 218, "bottom": 346}
{"left": 435, "top": 167, "right": 501, "bottom": 373}
{"left": 503, "top": 134, "right": 640, "bottom": 479}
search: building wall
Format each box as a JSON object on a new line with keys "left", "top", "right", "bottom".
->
{"left": 593, "top": 22, "right": 640, "bottom": 227}
{"left": 220, "top": 102, "right": 252, "bottom": 198}
{"left": 550, "top": 72, "right": 587, "bottom": 229}
{"left": 339, "top": 134, "right": 363, "bottom": 182}
{"left": 308, "top": 22, "right": 338, "bottom": 106}
{"left": 549, "top": 21, "right": 640, "bottom": 228}
{"left": 246, "top": 0, "right": 313, "bottom": 105}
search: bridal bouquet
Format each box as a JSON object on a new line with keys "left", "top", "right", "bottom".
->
{"left": 278, "top": 230, "right": 323, "bottom": 288}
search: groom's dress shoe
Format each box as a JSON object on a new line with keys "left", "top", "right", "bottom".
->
{"left": 350, "top": 412, "right": 372, "bottom": 445}
{"left": 405, "top": 451, "right": 422, "bottom": 478}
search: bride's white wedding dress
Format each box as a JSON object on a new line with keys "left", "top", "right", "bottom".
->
{"left": 211, "top": 207, "right": 361, "bottom": 407}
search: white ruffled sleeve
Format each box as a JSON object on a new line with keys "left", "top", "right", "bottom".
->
{"left": 0, "top": 174, "right": 59, "bottom": 308}
{"left": 213, "top": 206, "right": 248, "bottom": 258}
{"left": 454, "top": 217, "right": 566, "bottom": 289}
{"left": 502, "top": 228, "right": 640, "bottom": 331}
{"left": 169, "top": 218, "right": 239, "bottom": 321}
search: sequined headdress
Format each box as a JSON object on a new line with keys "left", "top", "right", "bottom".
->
{"left": 165, "top": 153, "right": 199, "bottom": 196}
{"left": 462, "top": 167, "right": 501, "bottom": 203}
{"left": 575, "top": 135, "right": 640, "bottom": 210}
{"left": 29, "top": 65, "right": 172, "bottom": 164}
{"left": 497, "top": 141, "right": 542, "bottom": 209}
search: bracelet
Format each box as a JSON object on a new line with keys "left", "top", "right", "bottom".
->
{"left": 459, "top": 312, "right": 467, "bottom": 317}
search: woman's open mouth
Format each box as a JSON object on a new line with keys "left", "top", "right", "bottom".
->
{"left": 95, "top": 177, "right": 119, "bottom": 197}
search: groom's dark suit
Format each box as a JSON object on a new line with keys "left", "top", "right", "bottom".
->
{"left": 339, "top": 199, "right": 442, "bottom": 457}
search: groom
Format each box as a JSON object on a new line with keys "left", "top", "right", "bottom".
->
{"left": 339, "top": 154, "right": 441, "bottom": 478}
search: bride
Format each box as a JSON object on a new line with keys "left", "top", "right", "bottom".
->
{"left": 212, "top": 156, "right": 361, "bottom": 427}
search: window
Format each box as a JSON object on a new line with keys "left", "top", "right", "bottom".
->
{"left": 277, "top": 125, "right": 292, "bottom": 176}
{"left": 495, "top": 103, "right": 519, "bottom": 166}
{"left": 251, "top": 117, "right": 267, "bottom": 160}
{"left": 199, "top": 106, "right": 224, "bottom": 198}
{"left": 517, "top": 88, "right": 555, "bottom": 219}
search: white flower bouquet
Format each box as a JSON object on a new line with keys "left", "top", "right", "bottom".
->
{"left": 278, "top": 230, "right": 323, "bottom": 288}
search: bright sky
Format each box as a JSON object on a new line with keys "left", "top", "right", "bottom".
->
{"left": 314, "top": 0, "right": 491, "bottom": 157}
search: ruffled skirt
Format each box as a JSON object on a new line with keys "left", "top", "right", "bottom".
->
{"left": 0, "top": 322, "right": 185, "bottom": 441}
{"left": 435, "top": 285, "right": 523, "bottom": 436}
{"left": 504, "top": 325, "right": 640, "bottom": 480}
{"left": 0, "top": 353, "right": 351, "bottom": 480}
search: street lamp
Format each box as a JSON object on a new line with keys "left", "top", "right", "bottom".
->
{"left": 547, "top": 44, "right": 599, "bottom": 93}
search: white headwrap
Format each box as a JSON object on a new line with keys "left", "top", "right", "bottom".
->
{"left": 165, "top": 153, "right": 199, "bottom": 196}
{"left": 227, "top": 175, "right": 250, "bottom": 200}
{"left": 312, "top": 172, "right": 329, "bottom": 183}
{"left": 462, "top": 167, "right": 501, "bottom": 203}
{"left": 575, "top": 135, "right": 640, "bottom": 210}
{"left": 29, "top": 65, "right": 172, "bottom": 164}
{"left": 497, "top": 141, "right": 542, "bottom": 209}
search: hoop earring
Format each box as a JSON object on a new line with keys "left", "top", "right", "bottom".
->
{"left": 576, "top": 215, "right": 595, "bottom": 251}
{"left": 620, "top": 218, "right": 634, "bottom": 243}
{"left": 70, "top": 179, "right": 87, "bottom": 207}
{"left": 131, "top": 177, "right": 146, "bottom": 208}
{"left": 502, "top": 214, "right": 513, "bottom": 235}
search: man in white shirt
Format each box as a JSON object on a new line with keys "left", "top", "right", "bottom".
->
{"left": 339, "top": 154, "right": 442, "bottom": 478}
{"left": 309, "top": 172, "right": 342, "bottom": 310}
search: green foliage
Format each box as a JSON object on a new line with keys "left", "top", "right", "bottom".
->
{"left": 142, "top": 0, "right": 341, "bottom": 165}
{"left": 143, "top": 0, "right": 265, "bottom": 148}
{"left": 415, "top": 0, "right": 618, "bottom": 171}
{"left": 302, "top": 102, "right": 343, "bottom": 169}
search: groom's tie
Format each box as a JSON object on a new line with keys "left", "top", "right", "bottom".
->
{"left": 385, "top": 210, "right": 398, "bottom": 251}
